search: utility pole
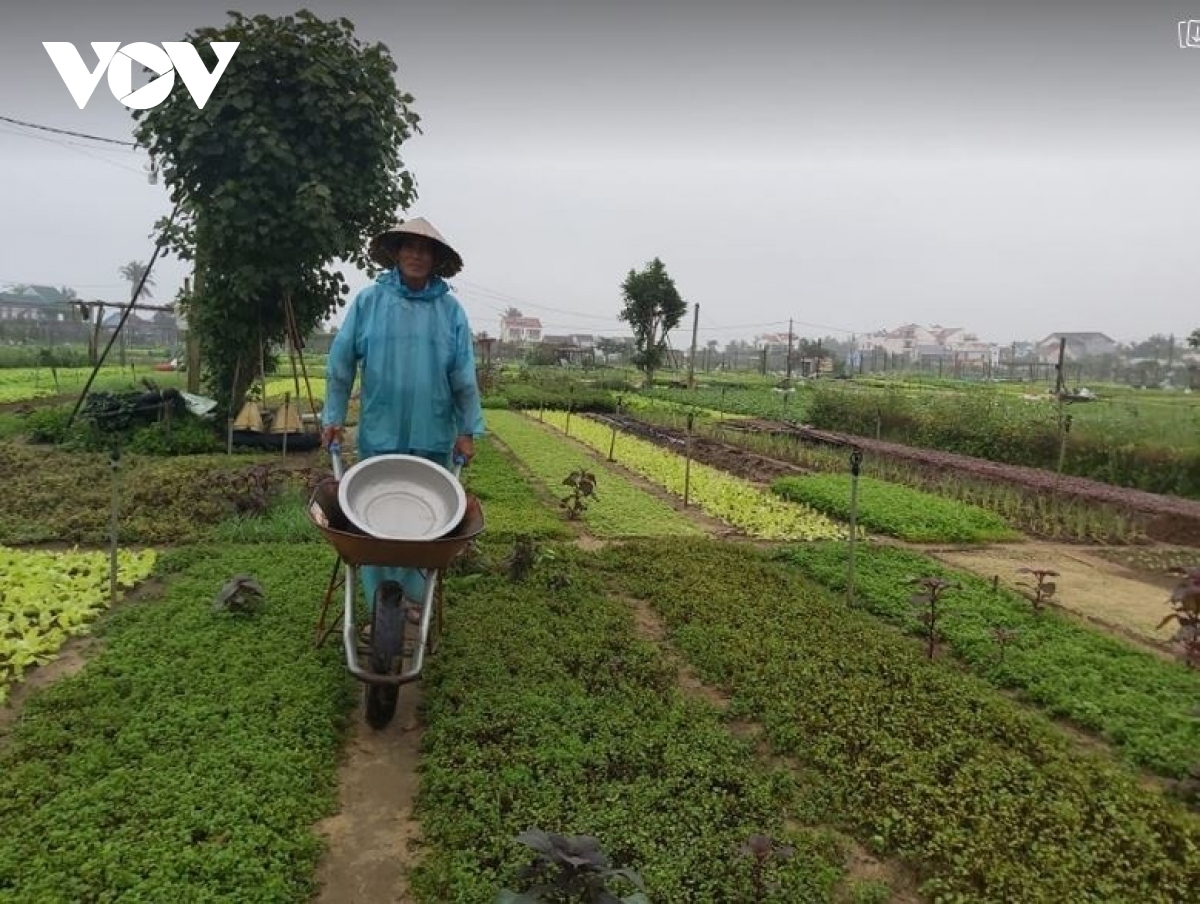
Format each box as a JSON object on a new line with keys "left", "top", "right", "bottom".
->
{"left": 785, "top": 318, "right": 794, "bottom": 384}
{"left": 687, "top": 303, "right": 700, "bottom": 389}
{"left": 185, "top": 273, "right": 201, "bottom": 393}
{"left": 1054, "top": 336, "right": 1067, "bottom": 395}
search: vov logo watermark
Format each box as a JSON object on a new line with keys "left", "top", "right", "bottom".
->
{"left": 1179, "top": 20, "right": 1200, "bottom": 48}
{"left": 43, "top": 42, "right": 240, "bottom": 110}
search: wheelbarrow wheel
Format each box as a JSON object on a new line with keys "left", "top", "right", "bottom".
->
{"left": 364, "top": 581, "right": 404, "bottom": 730}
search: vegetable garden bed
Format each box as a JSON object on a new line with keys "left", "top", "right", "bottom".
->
{"left": 772, "top": 474, "right": 1019, "bottom": 543}
{"left": 537, "top": 412, "right": 844, "bottom": 541}
{"left": 600, "top": 539, "right": 1200, "bottom": 902}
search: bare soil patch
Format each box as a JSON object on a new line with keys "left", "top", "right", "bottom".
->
{"left": 313, "top": 687, "right": 425, "bottom": 904}
{"left": 926, "top": 541, "right": 1178, "bottom": 650}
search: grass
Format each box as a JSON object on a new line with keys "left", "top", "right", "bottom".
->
{"left": 0, "top": 543, "right": 354, "bottom": 902}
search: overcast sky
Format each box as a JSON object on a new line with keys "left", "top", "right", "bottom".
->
{"left": 1, "top": 0, "right": 1197, "bottom": 346}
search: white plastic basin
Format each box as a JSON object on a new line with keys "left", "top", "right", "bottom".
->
{"left": 337, "top": 454, "right": 466, "bottom": 541}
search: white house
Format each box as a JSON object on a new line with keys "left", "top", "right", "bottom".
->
{"left": 499, "top": 315, "right": 543, "bottom": 344}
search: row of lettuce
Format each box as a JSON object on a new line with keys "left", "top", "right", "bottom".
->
{"left": 0, "top": 546, "right": 155, "bottom": 706}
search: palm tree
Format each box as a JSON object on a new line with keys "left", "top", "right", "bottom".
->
{"left": 118, "top": 261, "right": 155, "bottom": 302}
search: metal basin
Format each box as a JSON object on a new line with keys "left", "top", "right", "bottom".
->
{"left": 337, "top": 454, "right": 467, "bottom": 541}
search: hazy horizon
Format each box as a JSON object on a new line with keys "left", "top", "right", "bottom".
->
{"left": 2, "top": 0, "right": 1197, "bottom": 347}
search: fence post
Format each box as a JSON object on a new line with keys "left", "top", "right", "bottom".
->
{"left": 109, "top": 442, "right": 121, "bottom": 605}
{"left": 683, "top": 411, "right": 695, "bottom": 507}
{"left": 847, "top": 446, "right": 863, "bottom": 606}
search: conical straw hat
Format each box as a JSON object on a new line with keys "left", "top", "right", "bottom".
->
{"left": 368, "top": 217, "right": 463, "bottom": 276}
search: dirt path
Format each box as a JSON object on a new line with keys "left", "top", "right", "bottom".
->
{"left": 313, "top": 686, "right": 425, "bottom": 904}
{"left": 924, "top": 540, "right": 1178, "bottom": 650}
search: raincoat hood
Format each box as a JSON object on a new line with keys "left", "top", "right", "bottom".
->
{"left": 378, "top": 268, "right": 450, "bottom": 303}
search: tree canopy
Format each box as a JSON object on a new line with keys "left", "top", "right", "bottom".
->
{"left": 617, "top": 258, "right": 688, "bottom": 386}
{"left": 133, "top": 10, "right": 421, "bottom": 411}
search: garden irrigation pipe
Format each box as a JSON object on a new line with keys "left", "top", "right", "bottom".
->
{"left": 66, "top": 203, "right": 181, "bottom": 431}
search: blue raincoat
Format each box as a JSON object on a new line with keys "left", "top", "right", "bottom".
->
{"left": 323, "top": 269, "right": 485, "bottom": 609}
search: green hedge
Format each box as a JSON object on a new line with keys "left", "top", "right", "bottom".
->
{"left": 805, "top": 385, "right": 1200, "bottom": 498}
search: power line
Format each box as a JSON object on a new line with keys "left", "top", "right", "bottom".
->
{"left": 0, "top": 114, "right": 138, "bottom": 147}
{"left": 0, "top": 125, "right": 148, "bottom": 178}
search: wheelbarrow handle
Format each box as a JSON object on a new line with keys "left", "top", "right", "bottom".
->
{"left": 328, "top": 440, "right": 345, "bottom": 480}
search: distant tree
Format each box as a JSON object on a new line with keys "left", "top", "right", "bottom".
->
{"left": 1188, "top": 328, "right": 1200, "bottom": 350}
{"left": 617, "top": 257, "right": 688, "bottom": 387}
{"left": 503, "top": 306, "right": 524, "bottom": 320}
{"left": 118, "top": 261, "right": 155, "bottom": 301}
{"left": 1127, "top": 333, "right": 1175, "bottom": 360}
{"left": 56, "top": 286, "right": 79, "bottom": 301}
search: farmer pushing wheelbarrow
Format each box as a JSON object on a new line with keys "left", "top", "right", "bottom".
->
{"left": 311, "top": 217, "right": 486, "bottom": 728}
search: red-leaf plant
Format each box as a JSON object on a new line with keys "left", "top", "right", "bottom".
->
{"left": 909, "top": 576, "right": 958, "bottom": 660}
{"left": 1161, "top": 566, "right": 1200, "bottom": 669}
{"left": 1016, "top": 567, "right": 1059, "bottom": 614}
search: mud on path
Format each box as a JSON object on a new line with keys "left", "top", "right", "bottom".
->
{"left": 314, "top": 686, "right": 425, "bottom": 904}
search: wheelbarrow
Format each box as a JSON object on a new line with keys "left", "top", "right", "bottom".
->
{"left": 306, "top": 442, "right": 485, "bottom": 728}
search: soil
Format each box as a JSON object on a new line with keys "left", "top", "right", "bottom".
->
{"left": 923, "top": 540, "right": 1179, "bottom": 651}
{"left": 0, "top": 636, "right": 100, "bottom": 737}
{"left": 313, "top": 687, "right": 425, "bottom": 904}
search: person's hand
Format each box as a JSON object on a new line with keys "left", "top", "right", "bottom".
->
{"left": 452, "top": 434, "right": 475, "bottom": 465}
{"left": 321, "top": 425, "right": 343, "bottom": 449}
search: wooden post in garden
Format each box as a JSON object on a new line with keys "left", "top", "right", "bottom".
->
{"left": 785, "top": 318, "right": 794, "bottom": 385}
{"left": 186, "top": 273, "right": 201, "bottom": 394}
{"left": 847, "top": 447, "right": 863, "bottom": 606}
{"left": 108, "top": 444, "right": 121, "bottom": 605}
{"left": 683, "top": 412, "right": 695, "bottom": 507}
{"left": 608, "top": 397, "right": 621, "bottom": 462}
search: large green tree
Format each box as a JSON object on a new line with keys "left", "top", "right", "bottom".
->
{"left": 617, "top": 258, "right": 688, "bottom": 387}
{"left": 133, "top": 10, "right": 420, "bottom": 412}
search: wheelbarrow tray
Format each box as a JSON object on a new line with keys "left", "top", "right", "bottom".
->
{"left": 307, "top": 478, "right": 484, "bottom": 569}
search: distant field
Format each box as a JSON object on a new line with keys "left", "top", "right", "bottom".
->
{"left": 0, "top": 366, "right": 186, "bottom": 404}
